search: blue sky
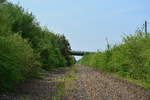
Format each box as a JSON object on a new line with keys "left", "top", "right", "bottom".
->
{"left": 8, "top": 0, "right": 150, "bottom": 54}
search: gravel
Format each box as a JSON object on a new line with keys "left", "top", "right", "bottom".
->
{"left": 0, "top": 68, "right": 70, "bottom": 100}
{"left": 1, "top": 65, "right": 150, "bottom": 100}
{"left": 72, "top": 65, "right": 150, "bottom": 100}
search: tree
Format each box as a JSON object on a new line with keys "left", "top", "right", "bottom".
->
{"left": 0, "top": 0, "right": 6, "bottom": 4}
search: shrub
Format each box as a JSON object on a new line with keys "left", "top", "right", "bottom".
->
{"left": 79, "top": 31, "right": 150, "bottom": 82}
{"left": 0, "top": 2, "right": 74, "bottom": 93}
{"left": 0, "top": 3, "right": 74, "bottom": 70}
{"left": 0, "top": 34, "right": 40, "bottom": 92}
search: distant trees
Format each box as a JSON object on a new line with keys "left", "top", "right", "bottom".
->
{"left": 0, "top": 2, "right": 74, "bottom": 92}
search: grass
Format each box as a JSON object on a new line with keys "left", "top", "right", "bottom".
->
{"left": 65, "top": 66, "right": 78, "bottom": 75}
{"left": 79, "top": 31, "right": 150, "bottom": 90}
{"left": 54, "top": 65, "right": 78, "bottom": 83}
{"left": 54, "top": 77, "right": 78, "bottom": 82}
{"left": 20, "top": 96, "right": 31, "bottom": 100}
{"left": 52, "top": 66, "right": 78, "bottom": 100}
{"left": 52, "top": 96, "right": 57, "bottom": 100}
{"left": 114, "top": 73, "right": 150, "bottom": 90}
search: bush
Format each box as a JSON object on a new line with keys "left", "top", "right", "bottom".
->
{"left": 79, "top": 31, "right": 150, "bottom": 83}
{"left": 0, "top": 34, "right": 40, "bottom": 92}
{"left": 0, "top": 3, "right": 74, "bottom": 70}
{"left": 0, "top": 2, "right": 74, "bottom": 92}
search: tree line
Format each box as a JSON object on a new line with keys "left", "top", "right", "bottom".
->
{"left": 0, "top": 1, "right": 75, "bottom": 92}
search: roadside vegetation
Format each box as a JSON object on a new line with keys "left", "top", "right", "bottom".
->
{"left": 79, "top": 30, "right": 150, "bottom": 89}
{"left": 0, "top": 1, "right": 75, "bottom": 92}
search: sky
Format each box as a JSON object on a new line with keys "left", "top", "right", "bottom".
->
{"left": 8, "top": 0, "right": 150, "bottom": 59}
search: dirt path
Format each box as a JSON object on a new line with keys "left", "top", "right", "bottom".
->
{"left": 1, "top": 65, "right": 150, "bottom": 100}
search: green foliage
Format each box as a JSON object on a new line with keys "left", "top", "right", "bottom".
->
{"left": 0, "top": 2, "right": 74, "bottom": 92}
{"left": 0, "top": 0, "right": 6, "bottom": 4}
{"left": 0, "top": 3, "right": 74, "bottom": 69}
{"left": 0, "top": 34, "right": 40, "bottom": 92}
{"left": 79, "top": 31, "right": 150, "bottom": 84}
{"left": 56, "top": 35, "right": 74, "bottom": 66}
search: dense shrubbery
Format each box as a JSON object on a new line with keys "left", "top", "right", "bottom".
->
{"left": 0, "top": 1, "right": 74, "bottom": 92}
{"left": 79, "top": 31, "right": 150, "bottom": 83}
{"left": 0, "top": 34, "right": 40, "bottom": 92}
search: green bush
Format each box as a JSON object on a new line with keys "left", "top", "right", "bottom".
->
{"left": 0, "top": 2, "right": 74, "bottom": 92}
{"left": 0, "top": 3, "right": 74, "bottom": 70}
{"left": 0, "top": 34, "right": 40, "bottom": 92}
{"left": 79, "top": 31, "right": 150, "bottom": 83}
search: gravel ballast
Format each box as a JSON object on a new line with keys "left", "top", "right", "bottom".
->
{"left": 1, "top": 65, "right": 150, "bottom": 100}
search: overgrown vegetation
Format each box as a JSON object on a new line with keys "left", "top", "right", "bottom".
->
{"left": 0, "top": 1, "right": 74, "bottom": 92}
{"left": 53, "top": 66, "right": 78, "bottom": 100}
{"left": 79, "top": 30, "right": 150, "bottom": 89}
